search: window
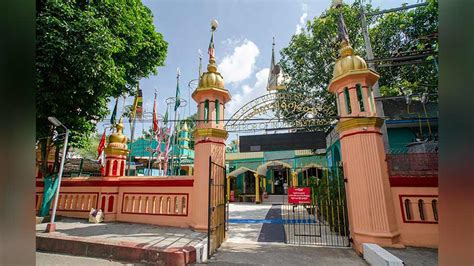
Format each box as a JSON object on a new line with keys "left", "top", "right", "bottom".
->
{"left": 344, "top": 87, "right": 351, "bottom": 114}
{"left": 418, "top": 199, "right": 425, "bottom": 221}
{"left": 432, "top": 199, "right": 438, "bottom": 221}
{"left": 404, "top": 199, "right": 412, "bottom": 220}
{"left": 112, "top": 160, "right": 118, "bottom": 176}
{"left": 336, "top": 94, "right": 341, "bottom": 115}
{"left": 356, "top": 84, "right": 365, "bottom": 112}
{"left": 204, "top": 100, "right": 209, "bottom": 122}
{"left": 215, "top": 99, "right": 220, "bottom": 124}
{"left": 368, "top": 86, "right": 375, "bottom": 112}
{"left": 197, "top": 105, "right": 200, "bottom": 125}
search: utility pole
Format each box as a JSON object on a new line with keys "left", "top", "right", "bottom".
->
{"left": 360, "top": 2, "right": 390, "bottom": 151}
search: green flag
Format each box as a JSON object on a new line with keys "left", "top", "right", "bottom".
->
{"left": 174, "top": 81, "right": 181, "bottom": 112}
{"left": 164, "top": 108, "right": 169, "bottom": 125}
{"left": 110, "top": 98, "right": 118, "bottom": 125}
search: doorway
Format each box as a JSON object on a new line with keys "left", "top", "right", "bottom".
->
{"left": 270, "top": 167, "right": 289, "bottom": 195}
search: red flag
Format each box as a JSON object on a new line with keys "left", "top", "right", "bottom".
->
{"left": 97, "top": 129, "right": 107, "bottom": 176}
{"left": 97, "top": 129, "right": 106, "bottom": 157}
{"left": 208, "top": 32, "right": 215, "bottom": 59}
{"left": 153, "top": 95, "right": 159, "bottom": 133}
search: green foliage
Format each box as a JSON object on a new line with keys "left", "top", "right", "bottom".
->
{"left": 371, "top": 0, "right": 438, "bottom": 96}
{"left": 312, "top": 167, "right": 348, "bottom": 235}
{"left": 279, "top": 0, "right": 438, "bottom": 124}
{"left": 36, "top": 1, "right": 168, "bottom": 150}
{"left": 73, "top": 133, "right": 101, "bottom": 160}
{"left": 279, "top": 3, "right": 368, "bottom": 131}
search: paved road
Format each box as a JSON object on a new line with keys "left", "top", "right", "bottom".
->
{"left": 36, "top": 252, "right": 131, "bottom": 265}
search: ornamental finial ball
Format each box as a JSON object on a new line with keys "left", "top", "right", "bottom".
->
{"left": 211, "top": 19, "right": 219, "bottom": 31}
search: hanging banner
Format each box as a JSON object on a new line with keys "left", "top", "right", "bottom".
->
{"left": 288, "top": 187, "right": 311, "bottom": 204}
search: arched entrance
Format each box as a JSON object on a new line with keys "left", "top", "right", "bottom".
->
{"left": 296, "top": 163, "right": 324, "bottom": 186}
{"left": 228, "top": 167, "right": 257, "bottom": 202}
{"left": 257, "top": 161, "right": 292, "bottom": 195}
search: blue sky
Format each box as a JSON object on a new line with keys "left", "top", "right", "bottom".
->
{"left": 100, "top": 0, "right": 418, "bottom": 139}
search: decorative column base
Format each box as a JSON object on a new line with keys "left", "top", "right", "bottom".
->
{"left": 351, "top": 231, "right": 404, "bottom": 254}
{"left": 45, "top": 223, "right": 56, "bottom": 233}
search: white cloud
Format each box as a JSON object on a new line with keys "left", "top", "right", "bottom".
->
{"left": 295, "top": 3, "right": 309, "bottom": 34}
{"left": 226, "top": 68, "right": 270, "bottom": 117}
{"left": 219, "top": 39, "right": 260, "bottom": 84}
{"left": 221, "top": 38, "right": 242, "bottom": 47}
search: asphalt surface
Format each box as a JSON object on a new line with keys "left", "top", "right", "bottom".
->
{"left": 386, "top": 247, "right": 438, "bottom": 266}
{"left": 36, "top": 252, "right": 132, "bottom": 265}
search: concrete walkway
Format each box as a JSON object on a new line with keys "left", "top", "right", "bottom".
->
{"left": 207, "top": 203, "right": 367, "bottom": 265}
{"left": 36, "top": 218, "right": 205, "bottom": 264}
{"left": 227, "top": 203, "right": 273, "bottom": 244}
{"left": 205, "top": 242, "right": 367, "bottom": 266}
{"left": 36, "top": 218, "right": 205, "bottom": 249}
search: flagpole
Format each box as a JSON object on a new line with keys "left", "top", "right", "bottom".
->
{"left": 127, "top": 84, "right": 140, "bottom": 176}
{"left": 170, "top": 68, "right": 180, "bottom": 176}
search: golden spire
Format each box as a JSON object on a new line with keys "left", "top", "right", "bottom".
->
{"left": 182, "top": 121, "right": 189, "bottom": 132}
{"left": 196, "top": 19, "right": 225, "bottom": 91}
{"left": 109, "top": 117, "right": 127, "bottom": 145}
{"left": 207, "top": 19, "right": 218, "bottom": 73}
{"left": 116, "top": 117, "right": 124, "bottom": 134}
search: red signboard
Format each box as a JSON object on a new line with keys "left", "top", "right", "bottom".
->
{"left": 288, "top": 187, "right": 311, "bottom": 204}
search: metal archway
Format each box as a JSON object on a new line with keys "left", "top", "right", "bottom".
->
{"left": 225, "top": 91, "right": 333, "bottom": 133}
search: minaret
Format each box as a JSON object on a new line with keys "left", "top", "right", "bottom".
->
{"left": 191, "top": 20, "right": 231, "bottom": 230}
{"left": 267, "top": 37, "right": 286, "bottom": 91}
{"left": 104, "top": 118, "right": 129, "bottom": 177}
{"left": 178, "top": 122, "right": 190, "bottom": 152}
{"left": 327, "top": 6, "right": 402, "bottom": 253}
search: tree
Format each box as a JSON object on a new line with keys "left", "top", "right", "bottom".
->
{"left": 279, "top": 0, "right": 438, "bottom": 129}
{"left": 371, "top": 0, "right": 438, "bottom": 96}
{"left": 36, "top": 1, "right": 168, "bottom": 176}
{"left": 73, "top": 133, "right": 101, "bottom": 160}
{"left": 279, "top": 2, "right": 369, "bottom": 131}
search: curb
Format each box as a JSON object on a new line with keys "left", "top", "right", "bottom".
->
{"left": 36, "top": 234, "right": 196, "bottom": 266}
{"left": 194, "top": 237, "right": 208, "bottom": 263}
{"left": 363, "top": 243, "right": 404, "bottom": 266}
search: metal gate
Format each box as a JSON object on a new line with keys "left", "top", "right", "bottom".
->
{"left": 208, "top": 156, "right": 228, "bottom": 258}
{"left": 282, "top": 164, "right": 350, "bottom": 247}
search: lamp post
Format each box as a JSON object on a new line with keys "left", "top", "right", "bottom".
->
{"left": 45, "top": 116, "right": 69, "bottom": 233}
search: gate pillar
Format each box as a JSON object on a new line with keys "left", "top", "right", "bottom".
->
{"left": 327, "top": 11, "right": 402, "bottom": 253}
{"left": 253, "top": 173, "right": 260, "bottom": 204}
{"left": 191, "top": 24, "right": 231, "bottom": 231}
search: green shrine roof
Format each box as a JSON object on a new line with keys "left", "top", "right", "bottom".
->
{"left": 128, "top": 138, "right": 194, "bottom": 159}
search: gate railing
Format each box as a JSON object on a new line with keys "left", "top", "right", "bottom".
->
{"left": 283, "top": 165, "right": 350, "bottom": 247}
{"left": 208, "top": 156, "right": 228, "bottom": 258}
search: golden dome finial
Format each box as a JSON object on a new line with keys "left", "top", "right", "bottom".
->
{"left": 109, "top": 117, "right": 127, "bottom": 145}
{"left": 331, "top": 6, "right": 368, "bottom": 79}
{"left": 196, "top": 19, "right": 226, "bottom": 90}
{"left": 116, "top": 118, "right": 124, "bottom": 133}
